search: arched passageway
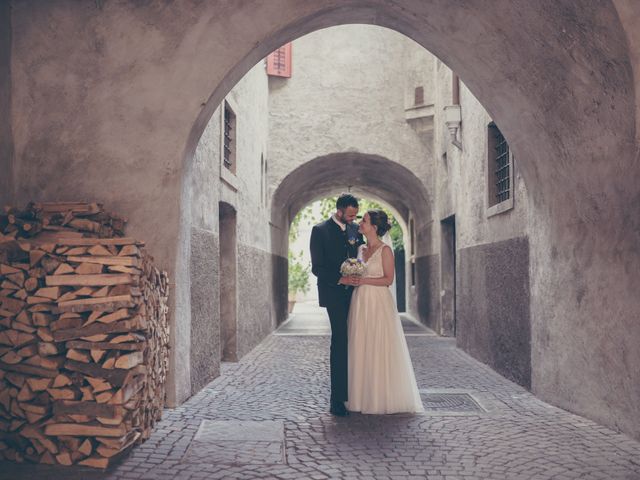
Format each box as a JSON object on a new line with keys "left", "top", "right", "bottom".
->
{"left": 271, "top": 152, "right": 431, "bottom": 328}
{"left": 1, "top": 1, "right": 639, "bottom": 439}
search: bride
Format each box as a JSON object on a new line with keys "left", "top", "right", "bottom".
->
{"left": 346, "top": 209, "right": 424, "bottom": 414}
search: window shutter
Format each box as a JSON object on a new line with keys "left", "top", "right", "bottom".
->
{"left": 266, "top": 43, "right": 292, "bottom": 78}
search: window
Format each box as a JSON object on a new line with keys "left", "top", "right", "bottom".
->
{"left": 414, "top": 86, "right": 424, "bottom": 106}
{"left": 487, "top": 122, "right": 512, "bottom": 210}
{"left": 266, "top": 43, "right": 292, "bottom": 78}
{"left": 223, "top": 102, "right": 236, "bottom": 173}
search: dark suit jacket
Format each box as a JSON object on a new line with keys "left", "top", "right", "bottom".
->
{"left": 310, "top": 218, "right": 363, "bottom": 307}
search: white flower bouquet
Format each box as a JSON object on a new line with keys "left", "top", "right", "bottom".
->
{"left": 340, "top": 257, "right": 365, "bottom": 278}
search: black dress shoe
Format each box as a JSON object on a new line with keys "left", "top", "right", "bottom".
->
{"left": 330, "top": 402, "right": 349, "bottom": 416}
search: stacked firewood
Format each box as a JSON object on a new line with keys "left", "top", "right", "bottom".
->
{"left": 0, "top": 203, "right": 169, "bottom": 468}
{"left": 0, "top": 202, "right": 126, "bottom": 242}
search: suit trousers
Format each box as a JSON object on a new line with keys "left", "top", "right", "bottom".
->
{"left": 325, "top": 288, "right": 353, "bottom": 403}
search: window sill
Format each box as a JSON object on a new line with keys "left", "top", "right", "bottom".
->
{"left": 220, "top": 166, "right": 238, "bottom": 192}
{"left": 486, "top": 196, "right": 514, "bottom": 218}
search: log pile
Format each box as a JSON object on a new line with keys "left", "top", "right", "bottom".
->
{"left": 0, "top": 202, "right": 126, "bottom": 242}
{"left": 0, "top": 203, "right": 169, "bottom": 469}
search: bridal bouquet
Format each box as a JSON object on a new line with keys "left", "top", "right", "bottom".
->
{"left": 340, "top": 257, "right": 365, "bottom": 279}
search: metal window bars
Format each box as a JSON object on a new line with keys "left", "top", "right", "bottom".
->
{"left": 494, "top": 127, "right": 510, "bottom": 203}
{"left": 223, "top": 106, "right": 233, "bottom": 168}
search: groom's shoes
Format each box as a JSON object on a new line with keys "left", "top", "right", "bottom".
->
{"left": 330, "top": 401, "right": 349, "bottom": 417}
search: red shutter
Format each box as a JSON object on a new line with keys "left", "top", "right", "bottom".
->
{"left": 266, "top": 43, "right": 292, "bottom": 78}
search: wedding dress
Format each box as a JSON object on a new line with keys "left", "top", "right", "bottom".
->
{"left": 346, "top": 244, "right": 424, "bottom": 414}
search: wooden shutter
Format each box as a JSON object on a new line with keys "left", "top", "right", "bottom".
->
{"left": 266, "top": 43, "right": 292, "bottom": 78}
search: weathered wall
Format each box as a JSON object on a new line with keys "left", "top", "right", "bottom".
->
{"left": 430, "top": 63, "right": 532, "bottom": 386}
{"left": 0, "top": 2, "right": 12, "bottom": 206}
{"left": 236, "top": 244, "right": 273, "bottom": 358}
{"left": 189, "top": 228, "right": 219, "bottom": 393}
{"left": 188, "top": 62, "right": 272, "bottom": 395}
{"left": 457, "top": 237, "right": 531, "bottom": 387}
{"left": 613, "top": 0, "right": 640, "bottom": 143}
{"left": 268, "top": 26, "right": 433, "bottom": 190}
{"left": 267, "top": 25, "right": 435, "bottom": 324}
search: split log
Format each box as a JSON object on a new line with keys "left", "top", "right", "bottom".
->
{"left": 53, "top": 316, "right": 145, "bottom": 342}
{"left": 26, "top": 378, "right": 52, "bottom": 392}
{"left": 53, "top": 263, "right": 74, "bottom": 275}
{"left": 46, "top": 274, "right": 133, "bottom": 287}
{"left": 78, "top": 439, "right": 92, "bottom": 456}
{"left": 63, "top": 360, "right": 134, "bottom": 387}
{"left": 38, "top": 342, "right": 59, "bottom": 357}
{"left": 74, "top": 263, "right": 103, "bottom": 275}
{"left": 52, "top": 374, "right": 71, "bottom": 388}
{"left": 65, "top": 340, "right": 144, "bottom": 352}
{"left": 44, "top": 422, "right": 128, "bottom": 438}
{"left": 0, "top": 362, "right": 58, "bottom": 378}
{"left": 66, "top": 256, "right": 139, "bottom": 268}
{"left": 56, "top": 295, "right": 136, "bottom": 314}
{"left": 114, "top": 352, "right": 143, "bottom": 370}
{"left": 78, "top": 456, "right": 109, "bottom": 469}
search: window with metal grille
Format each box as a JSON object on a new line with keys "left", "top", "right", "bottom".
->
{"left": 223, "top": 102, "right": 236, "bottom": 173}
{"left": 487, "top": 122, "right": 511, "bottom": 206}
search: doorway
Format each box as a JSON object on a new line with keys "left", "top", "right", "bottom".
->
{"left": 440, "top": 215, "right": 456, "bottom": 336}
{"left": 219, "top": 202, "right": 238, "bottom": 361}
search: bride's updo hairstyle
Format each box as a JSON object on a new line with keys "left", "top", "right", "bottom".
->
{"left": 367, "top": 209, "right": 392, "bottom": 237}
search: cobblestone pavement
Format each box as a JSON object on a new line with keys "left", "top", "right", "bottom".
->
{"left": 2, "top": 317, "right": 640, "bottom": 479}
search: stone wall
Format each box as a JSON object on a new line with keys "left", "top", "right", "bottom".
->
{"left": 187, "top": 61, "right": 272, "bottom": 396}
{"left": 457, "top": 237, "right": 531, "bottom": 387}
{"left": 267, "top": 25, "right": 435, "bottom": 324}
{"left": 431, "top": 59, "right": 532, "bottom": 387}
{"left": 189, "top": 227, "right": 220, "bottom": 394}
{"left": 0, "top": 3, "right": 11, "bottom": 206}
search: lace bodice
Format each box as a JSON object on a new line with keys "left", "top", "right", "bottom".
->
{"left": 357, "top": 244, "right": 387, "bottom": 278}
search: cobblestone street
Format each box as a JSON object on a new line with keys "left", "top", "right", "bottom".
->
{"left": 2, "top": 307, "right": 640, "bottom": 480}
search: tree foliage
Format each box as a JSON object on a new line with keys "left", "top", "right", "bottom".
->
{"left": 288, "top": 250, "right": 310, "bottom": 295}
{"left": 289, "top": 196, "right": 405, "bottom": 251}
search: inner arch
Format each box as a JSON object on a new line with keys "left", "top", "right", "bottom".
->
{"left": 271, "top": 152, "right": 431, "bottom": 240}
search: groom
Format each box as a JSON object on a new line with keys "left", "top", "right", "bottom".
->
{"left": 310, "top": 193, "right": 363, "bottom": 416}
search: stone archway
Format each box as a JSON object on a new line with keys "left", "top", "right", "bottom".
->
{"left": 2, "top": 0, "right": 639, "bottom": 438}
{"left": 270, "top": 152, "right": 432, "bottom": 327}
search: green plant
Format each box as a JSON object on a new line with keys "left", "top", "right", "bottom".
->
{"left": 288, "top": 251, "right": 310, "bottom": 296}
{"left": 305, "top": 196, "right": 405, "bottom": 251}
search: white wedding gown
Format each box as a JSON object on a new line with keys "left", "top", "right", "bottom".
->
{"left": 346, "top": 245, "right": 424, "bottom": 414}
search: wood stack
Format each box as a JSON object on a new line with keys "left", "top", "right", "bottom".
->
{"left": 0, "top": 202, "right": 169, "bottom": 469}
{"left": 0, "top": 202, "right": 126, "bottom": 241}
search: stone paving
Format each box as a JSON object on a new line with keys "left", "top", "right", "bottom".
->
{"left": 2, "top": 308, "right": 640, "bottom": 480}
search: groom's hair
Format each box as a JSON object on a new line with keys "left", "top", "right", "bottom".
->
{"left": 336, "top": 193, "right": 359, "bottom": 210}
